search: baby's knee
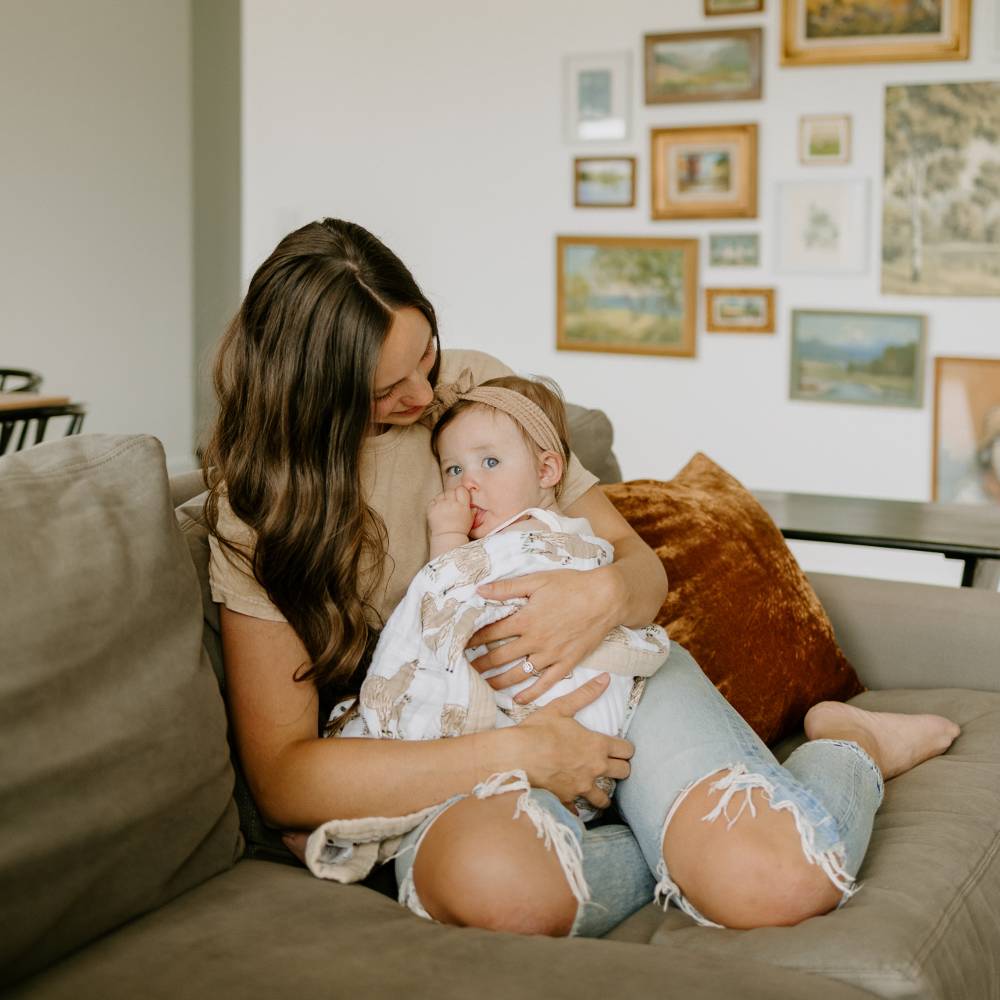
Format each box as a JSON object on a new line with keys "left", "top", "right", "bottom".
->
{"left": 413, "top": 793, "right": 579, "bottom": 936}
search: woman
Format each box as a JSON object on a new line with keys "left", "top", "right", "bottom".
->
{"left": 205, "top": 218, "right": 960, "bottom": 937}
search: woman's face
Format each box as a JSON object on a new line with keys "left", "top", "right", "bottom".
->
{"left": 372, "top": 307, "right": 436, "bottom": 426}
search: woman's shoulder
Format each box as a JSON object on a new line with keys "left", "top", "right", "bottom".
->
{"left": 439, "top": 348, "right": 514, "bottom": 385}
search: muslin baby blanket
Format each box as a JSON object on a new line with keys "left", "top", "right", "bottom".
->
{"left": 305, "top": 507, "right": 670, "bottom": 885}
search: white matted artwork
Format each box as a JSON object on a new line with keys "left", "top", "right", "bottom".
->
{"left": 564, "top": 52, "right": 631, "bottom": 143}
{"left": 776, "top": 178, "right": 868, "bottom": 274}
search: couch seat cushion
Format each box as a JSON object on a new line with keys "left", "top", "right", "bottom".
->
{"left": 15, "top": 860, "right": 873, "bottom": 1000}
{"left": 637, "top": 688, "right": 1000, "bottom": 999}
{"left": 0, "top": 435, "right": 241, "bottom": 986}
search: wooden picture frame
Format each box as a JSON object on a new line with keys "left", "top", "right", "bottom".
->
{"left": 799, "top": 114, "right": 851, "bottom": 165}
{"left": 705, "top": 287, "right": 775, "bottom": 333}
{"left": 564, "top": 52, "right": 631, "bottom": 143}
{"left": 573, "top": 157, "right": 637, "bottom": 208}
{"left": 705, "top": 0, "right": 764, "bottom": 14}
{"left": 651, "top": 123, "right": 757, "bottom": 220}
{"left": 556, "top": 235, "right": 699, "bottom": 358}
{"left": 789, "top": 309, "right": 926, "bottom": 408}
{"left": 933, "top": 356, "right": 1000, "bottom": 503}
{"left": 781, "top": 0, "right": 970, "bottom": 66}
{"left": 644, "top": 28, "right": 762, "bottom": 104}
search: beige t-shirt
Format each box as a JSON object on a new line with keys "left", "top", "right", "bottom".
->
{"left": 208, "top": 349, "right": 600, "bottom": 625}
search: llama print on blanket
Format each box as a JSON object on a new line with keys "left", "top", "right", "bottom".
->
{"left": 426, "top": 540, "right": 492, "bottom": 592}
{"left": 521, "top": 531, "right": 607, "bottom": 566}
{"left": 360, "top": 659, "right": 418, "bottom": 738}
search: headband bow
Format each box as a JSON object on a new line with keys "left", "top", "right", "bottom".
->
{"left": 421, "top": 368, "right": 566, "bottom": 462}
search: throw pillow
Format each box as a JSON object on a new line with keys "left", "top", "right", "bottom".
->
{"left": 603, "top": 453, "right": 864, "bottom": 745}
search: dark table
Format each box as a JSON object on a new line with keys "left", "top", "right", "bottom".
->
{"left": 753, "top": 490, "right": 1000, "bottom": 588}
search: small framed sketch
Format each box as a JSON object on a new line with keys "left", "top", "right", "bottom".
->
{"left": 644, "top": 28, "right": 762, "bottom": 104}
{"left": 651, "top": 123, "right": 757, "bottom": 220}
{"left": 799, "top": 114, "right": 851, "bottom": 165}
{"left": 705, "top": 288, "right": 775, "bottom": 333}
{"left": 573, "top": 157, "right": 636, "bottom": 208}
{"left": 789, "top": 309, "right": 926, "bottom": 408}
{"left": 781, "top": 0, "right": 970, "bottom": 65}
{"left": 933, "top": 357, "right": 1000, "bottom": 504}
{"left": 709, "top": 232, "right": 760, "bottom": 266}
{"left": 776, "top": 178, "right": 868, "bottom": 274}
{"left": 705, "top": 0, "right": 764, "bottom": 14}
{"left": 556, "top": 235, "right": 699, "bottom": 358}
{"left": 564, "top": 52, "right": 630, "bottom": 143}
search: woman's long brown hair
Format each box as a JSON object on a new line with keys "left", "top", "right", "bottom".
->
{"left": 203, "top": 219, "right": 440, "bottom": 698}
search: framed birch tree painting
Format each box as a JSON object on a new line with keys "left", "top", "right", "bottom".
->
{"left": 882, "top": 82, "right": 1000, "bottom": 296}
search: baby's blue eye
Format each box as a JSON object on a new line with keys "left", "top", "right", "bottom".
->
{"left": 483, "top": 456, "right": 499, "bottom": 469}
{"left": 444, "top": 465, "right": 461, "bottom": 477}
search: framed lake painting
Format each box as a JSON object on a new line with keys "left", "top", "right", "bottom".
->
{"left": 709, "top": 232, "right": 760, "bottom": 266}
{"left": 705, "top": 0, "right": 764, "bottom": 13}
{"left": 705, "top": 288, "right": 775, "bottom": 333}
{"left": 573, "top": 157, "right": 636, "bottom": 208}
{"left": 651, "top": 123, "right": 757, "bottom": 220}
{"left": 882, "top": 82, "right": 1000, "bottom": 297}
{"left": 933, "top": 357, "right": 1000, "bottom": 504}
{"left": 644, "top": 28, "right": 762, "bottom": 104}
{"left": 789, "top": 309, "right": 926, "bottom": 408}
{"left": 776, "top": 179, "right": 868, "bottom": 274}
{"left": 556, "top": 235, "right": 698, "bottom": 358}
{"left": 781, "top": 0, "right": 970, "bottom": 66}
{"left": 799, "top": 114, "right": 851, "bottom": 165}
{"left": 564, "top": 52, "right": 630, "bottom": 143}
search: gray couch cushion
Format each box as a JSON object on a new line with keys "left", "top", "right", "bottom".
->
{"left": 566, "top": 402, "right": 622, "bottom": 485}
{"left": 14, "top": 860, "right": 874, "bottom": 1000}
{"left": 639, "top": 687, "right": 1000, "bottom": 999}
{"left": 0, "top": 435, "right": 242, "bottom": 986}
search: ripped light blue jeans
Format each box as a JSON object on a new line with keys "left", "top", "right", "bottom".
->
{"left": 393, "top": 644, "right": 885, "bottom": 937}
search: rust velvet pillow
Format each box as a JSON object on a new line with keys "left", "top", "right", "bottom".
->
{"left": 603, "top": 453, "right": 864, "bottom": 745}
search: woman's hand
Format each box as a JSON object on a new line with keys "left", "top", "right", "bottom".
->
{"left": 468, "top": 565, "right": 625, "bottom": 704}
{"left": 509, "top": 674, "right": 633, "bottom": 809}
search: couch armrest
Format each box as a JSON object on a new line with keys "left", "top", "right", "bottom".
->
{"left": 171, "top": 469, "right": 207, "bottom": 508}
{"left": 808, "top": 572, "right": 1000, "bottom": 693}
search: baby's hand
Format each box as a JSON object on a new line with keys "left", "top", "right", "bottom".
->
{"left": 427, "top": 486, "right": 474, "bottom": 540}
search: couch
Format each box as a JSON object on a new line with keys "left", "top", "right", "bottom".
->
{"left": 3, "top": 415, "right": 999, "bottom": 1000}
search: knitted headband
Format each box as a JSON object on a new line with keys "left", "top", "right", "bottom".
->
{"left": 422, "top": 368, "right": 566, "bottom": 459}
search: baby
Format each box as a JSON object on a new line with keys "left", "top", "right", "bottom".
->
{"left": 425, "top": 374, "right": 651, "bottom": 739}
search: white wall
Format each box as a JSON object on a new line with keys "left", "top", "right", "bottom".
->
{"left": 243, "top": 0, "right": 1000, "bottom": 585}
{"left": 1, "top": 0, "right": 194, "bottom": 471}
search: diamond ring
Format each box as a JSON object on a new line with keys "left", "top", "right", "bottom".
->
{"left": 521, "top": 659, "right": 542, "bottom": 678}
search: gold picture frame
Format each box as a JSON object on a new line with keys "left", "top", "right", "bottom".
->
{"left": 644, "top": 28, "right": 762, "bottom": 104}
{"left": 573, "top": 156, "right": 637, "bottom": 208}
{"left": 556, "top": 235, "right": 699, "bottom": 358}
{"left": 651, "top": 123, "right": 757, "bottom": 220}
{"left": 705, "top": 0, "right": 764, "bottom": 14}
{"left": 781, "top": 0, "right": 970, "bottom": 66}
{"left": 799, "top": 114, "right": 851, "bottom": 165}
{"left": 705, "top": 287, "right": 775, "bottom": 333}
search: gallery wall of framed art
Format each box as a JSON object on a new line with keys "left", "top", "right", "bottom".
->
{"left": 239, "top": 0, "right": 1000, "bottom": 576}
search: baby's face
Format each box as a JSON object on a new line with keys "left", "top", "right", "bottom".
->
{"left": 436, "top": 407, "right": 545, "bottom": 539}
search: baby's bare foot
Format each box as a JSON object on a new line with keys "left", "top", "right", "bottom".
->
{"left": 804, "top": 701, "right": 961, "bottom": 780}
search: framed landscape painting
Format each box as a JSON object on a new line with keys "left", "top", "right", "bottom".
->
{"left": 933, "top": 357, "right": 1000, "bottom": 504}
{"left": 709, "top": 232, "right": 760, "bottom": 266}
{"left": 564, "top": 52, "right": 630, "bottom": 143}
{"left": 573, "top": 157, "right": 636, "bottom": 208}
{"left": 776, "top": 179, "right": 868, "bottom": 274}
{"left": 651, "top": 123, "right": 757, "bottom": 220}
{"left": 789, "top": 309, "right": 925, "bottom": 408}
{"left": 644, "top": 28, "right": 762, "bottom": 104}
{"left": 799, "top": 114, "right": 851, "bottom": 165}
{"left": 882, "top": 82, "right": 1000, "bottom": 296}
{"left": 705, "top": 288, "right": 775, "bottom": 333}
{"left": 781, "top": 0, "right": 970, "bottom": 66}
{"left": 556, "top": 236, "right": 698, "bottom": 358}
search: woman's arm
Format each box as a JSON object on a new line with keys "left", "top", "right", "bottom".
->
{"left": 221, "top": 607, "right": 632, "bottom": 829}
{"left": 468, "top": 484, "right": 668, "bottom": 703}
